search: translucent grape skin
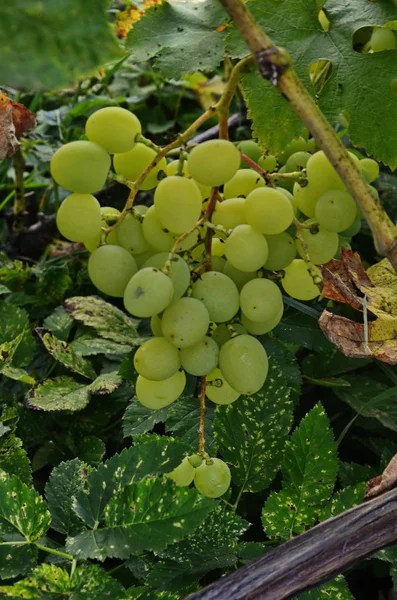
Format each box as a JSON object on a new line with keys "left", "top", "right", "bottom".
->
{"left": 154, "top": 176, "right": 202, "bottom": 234}
{"left": 219, "top": 334, "right": 269, "bottom": 395}
{"left": 264, "top": 232, "right": 296, "bottom": 271}
{"left": 88, "top": 245, "right": 138, "bottom": 298}
{"left": 194, "top": 458, "right": 231, "bottom": 498}
{"left": 282, "top": 259, "right": 321, "bottom": 301}
{"left": 205, "top": 367, "right": 240, "bottom": 405}
{"left": 135, "top": 370, "right": 186, "bottom": 409}
{"left": 142, "top": 206, "right": 175, "bottom": 251}
{"left": 51, "top": 141, "right": 110, "bottom": 194}
{"left": 245, "top": 187, "right": 294, "bottom": 235}
{"left": 192, "top": 271, "right": 240, "bottom": 323}
{"left": 56, "top": 193, "right": 101, "bottom": 242}
{"left": 360, "top": 158, "right": 379, "bottom": 183}
{"left": 116, "top": 213, "right": 151, "bottom": 255}
{"left": 314, "top": 190, "right": 357, "bottom": 233}
{"left": 223, "top": 169, "right": 265, "bottom": 199}
{"left": 224, "top": 225, "right": 268, "bottom": 272}
{"left": 84, "top": 206, "right": 120, "bottom": 251}
{"left": 241, "top": 307, "right": 283, "bottom": 335}
{"left": 180, "top": 336, "right": 219, "bottom": 376}
{"left": 167, "top": 456, "right": 195, "bottom": 487}
{"left": 212, "top": 197, "right": 247, "bottom": 229}
{"left": 134, "top": 337, "right": 181, "bottom": 381}
{"left": 295, "top": 221, "right": 339, "bottom": 264}
{"left": 123, "top": 267, "right": 174, "bottom": 317}
{"left": 114, "top": 143, "right": 167, "bottom": 191}
{"left": 237, "top": 140, "right": 262, "bottom": 166}
{"left": 161, "top": 297, "right": 210, "bottom": 349}
{"left": 143, "top": 253, "right": 190, "bottom": 303}
{"left": 240, "top": 278, "right": 283, "bottom": 323}
{"left": 187, "top": 139, "right": 241, "bottom": 187}
{"left": 223, "top": 262, "right": 256, "bottom": 290}
{"left": 85, "top": 107, "right": 141, "bottom": 154}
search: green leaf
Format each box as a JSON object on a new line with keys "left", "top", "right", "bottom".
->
{"left": 298, "top": 575, "right": 354, "bottom": 599}
{"left": 88, "top": 372, "right": 123, "bottom": 395}
{"left": 319, "top": 483, "right": 365, "bottom": 521}
{"left": 275, "top": 312, "right": 332, "bottom": 351}
{"left": 0, "top": 469, "right": 50, "bottom": 542}
{"left": 0, "top": 0, "right": 121, "bottom": 90}
{"left": 126, "top": 1, "right": 227, "bottom": 79}
{"left": 76, "top": 437, "right": 105, "bottom": 466}
{"left": 0, "top": 365, "right": 35, "bottom": 385}
{"left": 262, "top": 403, "right": 338, "bottom": 539}
{"left": 123, "top": 401, "right": 172, "bottom": 438}
{"left": 0, "top": 285, "right": 10, "bottom": 296}
{"left": 27, "top": 377, "right": 91, "bottom": 412}
{"left": 45, "top": 459, "right": 88, "bottom": 536}
{"left": 214, "top": 352, "right": 294, "bottom": 492}
{"left": 302, "top": 349, "right": 371, "bottom": 379}
{"left": 339, "top": 462, "right": 376, "bottom": 487}
{"left": 0, "top": 435, "right": 31, "bottom": 484}
{"left": 166, "top": 397, "right": 217, "bottom": 454}
{"left": 34, "top": 328, "right": 96, "bottom": 379}
{"left": 0, "top": 301, "right": 28, "bottom": 342}
{"left": 43, "top": 306, "right": 74, "bottom": 342}
{"left": 71, "top": 334, "right": 133, "bottom": 357}
{"left": 261, "top": 337, "right": 302, "bottom": 405}
{"left": 0, "top": 333, "right": 25, "bottom": 373}
{"left": 0, "top": 544, "right": 37, "bottom": 580}
{"left": 65, "top": 296, "right": 139, "bottom": 345}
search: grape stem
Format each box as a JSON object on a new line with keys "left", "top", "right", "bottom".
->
{"left": 199, "top": 376, "right": 207, "bottom": 454}
{"left": 240, "top": 152, "right": 274, "bottom": 185}
{"left": 204, "top": 221, "right": 232, "bottom": 236}
{"left": 218, "top": 0, "right": 397, "bottom": 270}
{"left": 216, "top": 55, "right": 254, "bottom": 139}
{"left": 163, "top": 217, "right": 205, "bottom": 275}
{"left": 293, "top": 217, "right": 322, "bottom": 287}
{"left": 204, "top": 187, "right": 221, "bottom": 271}
{"left": 272, "top": 170, "right": 308, "bottom": 186}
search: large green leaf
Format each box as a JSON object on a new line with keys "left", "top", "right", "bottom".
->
{"left": 166, "top": 397, "right": 217, "bottom": 454}
{"left": 319, "top": 483, "right": 365, "bottom": 521}
{"left": 0, "top": 544, "right": 37, "bottom": 580}
{"left": 227, "top": 0, "right": 397, "bottom": 166}
{"left": 0, "top": 0, "right": 121, "bottom": 90}
{"left": 0, "top": 435, "right": 31, "bottom": 484}
{"left": 34, "top": 328, "right": 96, "bottom": 379}
{"left": 45, "top": 459, "right": 88, "bottom": 536}
{"left": 262, "top": 403, "right": 338, "bottom": 539}
{"left": 123, "top": 401, "right": 173, "bottom": 438}
{"left": 27, "top": 377, "right": 91, "bottom": 412}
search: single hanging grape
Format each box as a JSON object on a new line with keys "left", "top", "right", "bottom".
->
{"left": 136, "top": 371, "right": 186, "bottom": 409}
{"left": 161, "top": 297, "right": 210, "bottom": 349}
{"left": 167, "top": 456, "right": 196, "bottom": 487}
{"left": 194, "top": 458, "right": 231, "bottom": 498}
{"left": 219, "top": 334, "right": 268, "bottom": 395}
{"left": 134, "top": 337, "right": 181, "bottom": 381}
{"left": 123, "top": 267, "right": 174, "bottom": 317}
{"left": 88, "top": 245, "right": 138, "bottom": 297}
{"left": 56, "top": 193, "right": 101, "bottom": 242}
{"left": 85, "top": 106, "right": 141, "bottom": 153}
{"left": 51, "top": 141, "right": 110, "bottom": 194}
{"left": 187, "top": 139, "right": 240, "bottom": 187}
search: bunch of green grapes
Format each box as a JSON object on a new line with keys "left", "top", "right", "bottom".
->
{"left": 51, "top": 107, "right": 374, "bottom": 499}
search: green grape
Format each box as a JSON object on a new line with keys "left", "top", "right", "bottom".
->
{"left": 116, "top": 213, "right": 151, "bottom": 255}
{"left": 340, "top": 214, "right": 362, "bottom": 237}
{"left": 205, "top": 367, "right": 240, "bottom": 404}
{"left": 245, "top": 187, "right": 294, "bottom": 234}
{"left": 180, "top": 336, "right": 219, "bottom": 376}
{"left": 136, "top": 370, "right": 186, "bottom": 409}
{"left": 51, "top": 141, "right": 110, "bottom": 193}
{"left": 113, "top": 143, "right": 167, "bottom": 191}
{"left": 151, "top": 314, "right": 163, "bottom": 337}
{"left": 212, "top": 197, "right": 247, "bottom": 229}
{"left": 219, "top": 334, "right": 268, "bottom": 395}
{"left": 278, "top": 137, "right": 308, "bottom": 165}
{"left": 277, "top": 187, "right": 298, "bottom": 216}
{"left": 167, "top": 456, "right": 195, "bottom": 486}
{"left": 258, "top": 154, "right": 277, "bottom": 172}
{"left": 188, "top": 454, "right": 203, "bottom": 468}
{"left": 134, "top": 249, "right": 157, "bottom": 268}
{"left": 56, "top": 193, "right": 101, "bottom": 242}
{"left": 194, "top": 458, "right": 231, "bottom": 498}
{"left": 360, "top": 158, "right": 379, "bottom": 183}
{"left": 224, "top": 224, "right": 268, "bottom": 272}
{"left": 187, "top": 139, "right": 240, "bottom": 187}
{"left": 264, "top": 232, "right": 296, "bottom": 270}
{"left": 85, "top": 106, "right": 141, "bottom": 154}
{"left": 143, "top": 253, "right": 190, "bottom": 303}
{"left": 88, "top": 245, "right": 138, "bottom": 297}
{"left": 240, "top": 278, "right": 283, "bottom": 323}
{"left": 314, "top": 190, "right": 357, "bottom": 233}
{"left": 296, "top": 220, "right": 339, "bottom": 264}
{"left": 124, "top": 267, "right": 174, "bottom": 317}
{"left": 275, "top": 166, "right": 294, "bottom": 193}
{"left": 223, "top": 169, "right": 265, "bottom": 199}
{"left": 237, "top": 140, "right": 262, "bottom": 166}
{"left": 212, "top": 256, "right": 227, "bottom": 272}
{"left": 161, "top": 297, "right": 210, "bottom": 348}
{"left": 370, "top": 27, "right": 397, "bottom": 52}
{"left": 282, "top": 259, "right": 321, "bottom": 300}
{"left": 192, "top": 271, "right": 239, "bottom": 323}
{"left": 154, "top": 176, "right": 202, "bottom": 234}
{"left": 133, "top": 205, "right": 149, "bottom": 216}
{"left": 194, "top": 180, "right": 212, "bottom": 201}
{"left": 285, "top": 151, "right": 311, "bottom": 173}
{"left": 134, "top": 337, "right": 181, "bottom": 381}
{"left": 211, "top": 323, "right": 247, "bottom": 349}
{"left": 142, "top": 206, "right": 175, "bottom": 251}
{"left": 166, "top": 159, "right": 189, "bottom": 177}
{"left": 335, "top": 235, "right": 352, "bottom": 258}
{"left": 241, "top": 306, "right": 283, "bottom": 335}
{"left": 84, "top": 205, "right": 120, "bottom": 251}
{"left": 223, "top": 261, "right": 256, "bottom": 290}
{"left": 306, "top": 150, "right": 346, "bottom": 193}
{"left": 293, "top": 181, "right": 320, "bottom": 218}
{"left": 177, "top": 228, "right": 200, "bottom": 252}
{"left": 212, "top": 237, "right": 225, "bottom": 257}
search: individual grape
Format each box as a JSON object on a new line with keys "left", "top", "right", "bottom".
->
{"left": 194, "top": 458, "right": 231, "bottom": 498}
{"left": 212, "top": 256, "right": 227, "bottom": 272}
{"left": 166, "top": 159, "right": 189, "bottom": 177}
{"left": 306, "top": 150, "right": 346, "bottom": 193}
{"left": 370, "top": 27, "right": 397, "bottom": 52}
{"left": 212, "top": 197, "right": 247, "bottom": 229}
{"left": 223, "top": 262, "right": 256, "bottom": 290}
{"left": 85, "top": 107, "right": 141, "bottom": 154}
{"left": 113, "top": 143, "right": 167, "bottom": 191}
{"left": 293, "top": 181, "right": 320, "bottom": 218}
{"left": 136, "top": 370, "right": 186, "bottom": 409}
{"left": 188, "top": 454, "right": 203, "bottom": 468}
{"left": 51, "top": 141, "right": 110, "bottom": 193}
{"left": 194, "top": 180, "right": 212, "bottom": 201}
{"left": 161, "top": 297, "right": 210, "bottom": 348}
{"left": 116, "top": 213, "right": 151, "bottom": 254}
{"left": 180, "top": 336, "right": 219, "bottom": 376}
{"left": 187, "top": 139, "right": 240, "bottom": 187}
{"left": 264, "top": 232, "right": 296, "bottom": 270}
{"left": 211, "top": 323, "right": 247, "bottom": 349}
{"left": 154, "top": 176, "right": 202, "bottom": 234}
{"left": 84, "top": 205, "right": 120, "bottom": 251}
{"left": 192, "top": 271, "right": 239, "bottom": 323}
{"left": 258, "top": 154, "right": 277, "bottom": 172}
{"left": 241, "top": 306, "right": 283, "bottom": 335}
{"left": 224, "top": 225, "right": 268, "bottom": 272}
{"left": 134, "top": 337, "right": 181, "bottom": 381}
{"left": 245, "top": 187, "right": 294, "bottom": 234}
{"left": 277, "top": 187, "right": 298, "bottom": 216}
{"left": 237, "top": 140, "right": 262, "bottom": 166}
{"left": 285, "top": 151, "right": 311, "bottom": 173}
{"left": 151, "top": 314, "right": 163, "bottom": 337}
{"left": 142, "top": 206, "right": 175, "bottom": 251}
{"left": 177, "top": 228, "right": 200, "bottom": 252}
{"left": 143, "top": 253, "right": 190, "bottom": 303}
{"left": 205, "top": 367, "right": 240, "bottom": 405}
{"left": 340, "top": 214, "right": 361, "bottom": 237}
{"left": 240, "top": 278, "right": 283, "bottom": 323}
{"left": 282, "top": 259, "right": 321, "bottom": 300}
{"left": 278, "top": 137, "right": 308, "bottom": 165}
{"left": 314, "top": 190, "right": 357, "bottom": 233}
{"left": 167, "top": 456, "right": 195, "bottom": 487}
{"left": 134, "top": 249, "right": 157, "bottom": 268}
{"left": 296, "top": 221, "right": 339, "bottom": 264}
{"left": 223, "top": 169, "right": 265, "bottom": 199}
{"left": 335, "top": 235, "right": 352, "bottom": 258}
{"left": 56, "top": 193, "right": 101, "bottom": 242}
{"left": 360, "top": 158, "right": 379, "bottom": 183}
{"left": 211, "top": 237, "right": 225, "bottom": 257}
{"left": 124, "top": 267, "right": 174, "bottom": 317}
{"left": 88, "top": 245, "right": 137, "bottom": 297}
{"left": 219, "top": 334, "right": 268, "bottom": 395}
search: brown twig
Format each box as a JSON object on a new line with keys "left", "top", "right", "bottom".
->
{"left": 199, "top": 376, "right": 207, "bottom": 454}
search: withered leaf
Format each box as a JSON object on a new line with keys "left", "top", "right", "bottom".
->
{"left": 364, "top": 453, "right": 397, "bottom": 500}
{"left": 0, "top": 93, "right": 36, "bottom": 160}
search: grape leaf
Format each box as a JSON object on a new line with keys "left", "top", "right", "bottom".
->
{"left": 319, "top": 483, "right": 365, "bottom": 521}
{"left": 0, "top": 544, "right": 37, "bottom": 580}
{"left": 45, "top": 459, "right": 88, "bottom": 536}
{"left": 0, "top": 0, "right": 121, "bottom": 90}
{"left": 43, "top": 306, "right": 74, "bottom": 341}
{"left": 34, "top": 328, "right": 96, "bottom": 379}
{"left": 88, "top": 372, "right": 123, "bottom": 395}
{"left": 0, "top": 300, "right": 28, "bottom": 341}
{"left": 0, "top": 435, "right": 31, "bottom": 484}
{"left": 27, "top": 376, "right": 91, "bottom": 412}
{"left": 299, "top": 575, "right": 354, "bottom": 599}
{"left": 262, "top": 403, "right": 338, "bottom": 539}
{"left": 166, "top": 396, "right": 217, "bottom": 454}
{"left": 339, "top": 462, "right": 377, "bottom": 488}
{"left": 71, "top": 335, "right": 133, "bottom": 357}
{"left": 76, "top": 437, "right": 105, "bottom": 466}
{"left": 227, "top": 0, "right": 397, "bottom": 167}
{"left": 126, "top": 1, "right": 227, "bottom": 79}
{"left": 123, "top": 401, "right": 173, "bottom": 438}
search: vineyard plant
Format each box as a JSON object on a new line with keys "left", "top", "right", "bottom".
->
{"left": 1, "top": 0, "right": 397, "bottom": 598}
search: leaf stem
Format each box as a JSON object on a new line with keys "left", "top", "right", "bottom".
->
{"left": 216, "top": 55, "right": 254, "bottom": 139}
{"left": 35, "top": 543, "right": 74, "bottom": 561}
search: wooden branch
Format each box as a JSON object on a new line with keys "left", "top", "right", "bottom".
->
{"left": 185, "top": 488, "right": 397, "bottom": 600}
